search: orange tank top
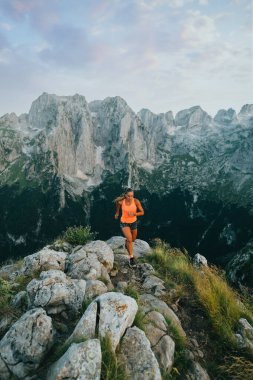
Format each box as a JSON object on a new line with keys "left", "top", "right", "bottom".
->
{"left": 121, "top": 199, "right": 137, "bottom": 223}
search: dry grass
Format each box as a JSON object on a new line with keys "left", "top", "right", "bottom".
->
{"left": 146, "top": 240, "right": 253, "bottom": 346}
{"left": 192, "top": 266, "right": 242, "bottom": 344}
{"left": 217, "top": 355, "right": 253, "bottom": 380}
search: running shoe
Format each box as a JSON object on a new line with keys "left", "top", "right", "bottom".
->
{"left": 128, "top": 257, "right": 136, "bottom": 268}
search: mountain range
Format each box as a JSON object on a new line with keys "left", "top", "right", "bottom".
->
{"left": 1, "top": 93, "right": 253, "bottom": 283}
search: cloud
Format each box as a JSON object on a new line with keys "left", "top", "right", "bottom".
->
{"left": 181, "top": 10, "right": 219, "bottom": 47}
{"left": 0, "top": 22, "right": 14, "bottom": 31}
{"left": 0, "top": 32, "right": 9, "bottom": 49}
{"left": 0, "top": 0, "right": 251, "bottom": 118}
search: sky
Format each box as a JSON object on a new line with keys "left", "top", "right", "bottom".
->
{"left": 0, "top": 0, "right": 252, "bottom": 117}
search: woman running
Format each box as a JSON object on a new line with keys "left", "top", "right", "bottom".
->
{"left": 114, "top": 188, "right": 144, "bottom": 267}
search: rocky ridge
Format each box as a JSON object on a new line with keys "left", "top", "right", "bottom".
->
{"left": 1, "top": 237, "right": 253, "bottom": 379}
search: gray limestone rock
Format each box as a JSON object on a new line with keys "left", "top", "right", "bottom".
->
{"left": 83, "top": 240, "right": 114, "bottom": 270}
{"left": 238, "top": 318, "right": 253, "bottom": 340}
{"left": 144, "top": 310, "right": 168, "bottom": 334}
{"left": 142, "top": 275, "right": 166, "bottom": 296}
{"left": 154, "top": 335, "right": 175, "bottom": 372}
{"left": 116, "top": 281, "right": 128, "bottom": 291}
{"left": 23, "top": 247, "right": 67, "bottom": 275}
{"left": 96, "top": 292, "right": 138, "bottom": 350}
{"left": 0, "top": 308, "right": 53, "bottom": 379}
{"left": 0, "top": 263, "right": 21, "bottom": 280}
{"left": 193, "top": 254, "right": 208, "bottom": 268}
{"left": 68, "top": 301, "right": 98, "bottom": 343}
{"left": 120, "top": 326, "right": 162, "bottom": 380}
{"left": 85, "top": 280, "right": 108, "bottom": 300}
{"left": 47, "top": 339, "right": 101, "bottom": 380}
{"left": 187, "top": 361, "right": 211, "bottom": 380}
{"left": 69, "top": 292, "right": 138, "bottom": 351}
{"left": 133, "top": 239, "right": 152, "bottom": 258}
{"left": 139, "top": 293, "right": 186, "bottom": 337}
{"left": 143, "top": 311, "right": 175, "bottom": 372}
{"left": 100, "top": 264, "right": 114, "bottom": 290}
{"left": 11, "top": 290, "right": 28, "bottom": 311}
{"left": 107, "top": 236, "right": 151, "bottom": 258}
{"left": 113, "top": 253, "right": 129, "bottom": 267}
{"left": 138, "top": 263, "right": 156, "bottom": 278}
{"left": 237, "top": 318, "right": 253, "bottom": 352}
{"left": 26, "top": 270, "right": 86, "bottom": 316}
{"left": 106, "top": 236, "right": 127, "bottom": 254}
{"left": 67, "top": 247, "right": 102, "bottom": 280}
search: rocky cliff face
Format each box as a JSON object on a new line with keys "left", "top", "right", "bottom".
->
{"left": 1, "top": 93, "right": 253, "bottom": 201}
{"left": 1, "top": 93, "right": 253, "bottom": 267}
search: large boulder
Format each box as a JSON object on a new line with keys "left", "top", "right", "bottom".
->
{"left": 139, "top": 293, "right": 186, "bottom": 337}
{"left": 0, "top": 263, "right": 21, "bottom": 280}
{"left": 83, "top": 240, "right": 114, "bottom": 270}
{"left": 69, "top": 292, "right": 138, "bottom": 351}
{"left": 0, "top": 308, "right": 53, "bottom": 379}
{"left": 193, "top": 254, "right": 208, "bottom": 268}
{"left": 235, "top": 318, "right": 253, "bottom": 352}
{"left": 85, "top": 280, "right": 108, "bottom": 300}
{"left": 27, "top": 270, "right": 86, "bottom": 317}
{"left": 143, "top": 311, "right": 175, "bottom": 372}
{"left": 142, "top": 275, "right": 166, "bottom": 296}
{"left": 22, "top": 247, "right": 67, "bottom": 275}
{"left": 106, "top": 236, "right": 151, "bottom": 258}
{"left": 66, "top": 248, "right": 104, "bottom": 280}
{"left": 138, "top": 263, "right": 156, "bottom": 278}
{"left": 66, "top": 243, "right": 115, "bottom": 288}
{"left": 68, "top": 301, "right": 98, "bottom": 343}
{"left": 120, "top": 326, "right": 162, "bottom": 379}
{"left": 47, "top": 339, "right": 101, "bottom": 380}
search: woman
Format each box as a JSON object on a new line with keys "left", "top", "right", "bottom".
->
{"left": 114, "top": 188, "right": 144, "bottom": 267}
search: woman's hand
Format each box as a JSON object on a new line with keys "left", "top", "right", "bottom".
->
{"left": 115, "top": 213, "right": 119, "bottom": 219}
{"left": 128, "top": 211, "right": 136, "bottom": 216}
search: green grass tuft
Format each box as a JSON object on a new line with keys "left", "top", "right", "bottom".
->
{"left": 61, "top": 225, "right": 96, "bottom": 246}
{"left": 124, "top": 285, "right": 139, "bottom": 301}
{"left": 101, "top": 335, "right": 127, "bottom": 380}
{"left": 81, "top": 298, "right": 93, "bottom": 314}
{"left": 97, "top": 276, "right": 110, "bottom": 286}
{"left": 133, "top": 309, "right": 146, "bottom": 331}
{"left": 0, "top": 277, "right": 16, "bottom": 318}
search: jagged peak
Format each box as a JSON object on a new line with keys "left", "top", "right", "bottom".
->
{"left": 176, "top": 105, "right": 208, "bottom": 116}
{"left": 0, "top": 112, "right": 18, "bottom": 121}
{"left": 28, "top": 93, "right": 89, "bottom": 130}
{"left": 175, "top": 105, "right": 211, "bottom": 127}
{"left": 89, "top": 95, "right": 134, "bottom": 116}
{"left": 239, "top": 104, "right": 253, "bottom": 116}
{"left": 138, "top": 108, "right": 154, "bottom": 116}
{"left": 30, "top": 93, "right": 87, "bottom": 110}
{"left": 214, "top": 108, "right": 237, "bottom": 125}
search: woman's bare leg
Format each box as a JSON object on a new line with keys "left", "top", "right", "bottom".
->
{"left": 131, "top": 229, "right": 137, "bottom": 243}
{"left": 121, "top": 227, "right": 133, "bottom": 257}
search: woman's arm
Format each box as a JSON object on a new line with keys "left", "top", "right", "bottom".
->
{"left": 134, "top": 199, "right": 144, "bottom": 216}
{"left": 115, "top": 201, "right": 121, "bottom": 219}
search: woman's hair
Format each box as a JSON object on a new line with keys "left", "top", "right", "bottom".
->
{"left": 113, "top": 188, "right": 134, "bottom": 203}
